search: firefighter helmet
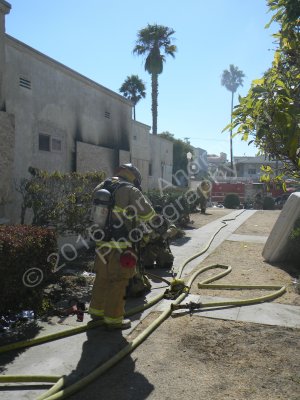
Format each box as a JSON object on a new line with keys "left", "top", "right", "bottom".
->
{"left": 115, "top": 163, "right": 142, "bottom": 189}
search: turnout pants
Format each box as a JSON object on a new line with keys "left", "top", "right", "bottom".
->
{"left": 89, "top": 247, "right": 136, "bottom": 325}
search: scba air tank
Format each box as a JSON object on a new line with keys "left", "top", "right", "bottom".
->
{"left": 92, "top": 188, "right": 112, "bottom": 228}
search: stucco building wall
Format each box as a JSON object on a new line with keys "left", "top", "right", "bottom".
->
{"left": 4, "top": 35, "right": 132, "bottom": 181}
{"left": 131, "top": 121, "right": 151, "bottom": 191}
{"left": 0, "top": 1, "right": 174, "bottom": 222}
{"left": 148, "top": 134, "right": 173, "bottom": 190}
{"left": 76, "top": 142, "right": 116, "bottom": 177}
{"left": 1, "top": 32, "right": 133, "bottom": 221}
{"left": 0, "top": 111, "right": 14, "bottom": 221}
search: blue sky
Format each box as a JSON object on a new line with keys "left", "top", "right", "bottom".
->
{"left": 6, "top": 0, "right": 278, "bottom": 158}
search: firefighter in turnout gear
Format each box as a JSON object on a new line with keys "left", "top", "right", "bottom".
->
{"left": 88, "top": 164, "right": 156, "bottom": 330}
{"left": 141, "top": 205, "right": 176, "bottom": 270}
{"left": 197, "top": 180, "right": 211, "bottom": 214}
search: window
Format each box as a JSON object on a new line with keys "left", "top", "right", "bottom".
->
{"left": 39, "top": 134, "right": 62, "bottom": 152}
{"left": 148, "top": 163, "right": 152, "bottom": 176}
{"left": 104, "top": 111, "right": 111, "bottom": 119}
{"left": 39, "top": 134, "right": 50, "bottom": 151}
{"left": 248, "top": 168, "right": 256, "bottom": 175}
{"left": 51, "top": 138, "right": 62, "bottom": 152}
{"left": 133, "top": 135, "right": 137, "bottom": 140}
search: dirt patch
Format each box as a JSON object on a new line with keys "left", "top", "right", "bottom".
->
{"left": 77, "top": 315, "right": 300, "bottom": 400}
{"left": 185, "top": 208, "right": 299, "bottom": 305}
{"left": 189, "top": 240, "right": 300, "bottom": 305}
{"left": 234, "top": 210, "right": 281, "bottom": 235}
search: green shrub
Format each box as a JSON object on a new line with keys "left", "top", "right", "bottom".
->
{"left": 224, "top": 193, "right": 240, "bottom": 209}
{"left": 147, "top": 188, "right": 194, "bottom": 227}
{"left": 290, "top": 217, "right": 300, "bottom": 241}
{"left": 263, "top": 196, "right": 275, "bottom": 210}
{"left": 286, "top": 217, "right": 300, "bottom": 268}
{"left": 18, "top": 168, "right": 105, "bottom": 234}
{"left": 0, "top": 225, "right": 57, "bottom": 314}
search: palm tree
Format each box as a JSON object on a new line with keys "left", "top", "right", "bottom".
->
{"left": 133, "top": 24, "right": 177, "bottom": 135}
{"left": 221, "top": 64, "right": 245, "bottom": 170}
{"left": 119, "top": 75, "right": 146, "bottom": 120}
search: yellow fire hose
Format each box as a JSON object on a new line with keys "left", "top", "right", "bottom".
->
{"left": 0, "top": 291, "right": 165, "bottom": 355}
{"left": 0, "top": 212, "right": 242, "bottom": 355}
{"left": 0, "top": 211, "right": 287, "bottom": 399}
{"left": 34, "top": 264, "right": 285, "bottom": 400}
{"left": 172, "top": 263, "right": 286, "bottom": 310}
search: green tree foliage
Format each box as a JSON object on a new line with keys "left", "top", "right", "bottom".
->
{"left": 225, "top": 0, "right": 300, "bottom": 179}
{"left": 133, "top": 24, "right": 177, "bottom": 134}
{"left": 159, "top": 132, "right": 194, "bottom": 185}
{"left": 221, "top": 64, "right": 245, "bottom": 169}
{"left": 119, "top": 74, "right": 146, "bottom": 120}
{"left": 18, "top": 168, "right": 105, "bottom": 234}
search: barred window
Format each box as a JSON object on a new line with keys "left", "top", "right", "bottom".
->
{"left": 39, "top": 134, "right": 62, "bottom": 152}
{"left": 39, "top": 134, "right": 50, "bottom": 151}
{"left": 51, "top": 138, "right": 62, "bottom": 152}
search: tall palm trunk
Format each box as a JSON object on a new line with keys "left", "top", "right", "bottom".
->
{"left": 221, "top": 64, "right": 245, "bottom": 172}
{"left": 151, "top": 73, "right": 158, "bottom": 135}
{"left": 230, "top": 91, "right": 234, "bottom": 171}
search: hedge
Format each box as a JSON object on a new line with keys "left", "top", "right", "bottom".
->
{"left": 147, "top": 187, "right": 200, "bottom": 227}
{"left": 0, "top": 225, "right": 57, "bottom": 314}
{"left": 18, "top": 168, "right": 106, "bottom": 234}
{"left": 286, "top": 217, "right": 300, "bottom": 267}
{"left": 263, "top": 196, "right": 275, "bottom": 210}
{"left": 224, "top": 193, "right": 240, "bottom": 209}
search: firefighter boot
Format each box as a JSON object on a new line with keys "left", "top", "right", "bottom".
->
{"left": 105, "top": 318, "right": 131, "bottom": 330}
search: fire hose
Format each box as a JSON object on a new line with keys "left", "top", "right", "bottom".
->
{"left": 0, "top": 211, "right": 287, "bottom": 399}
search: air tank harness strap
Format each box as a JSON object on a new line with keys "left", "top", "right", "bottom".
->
{"left": 96, "top": 241, "right": 131, "bottom": 249}
{"left": 112, "top": 205, "right": 156, "bottom": 223}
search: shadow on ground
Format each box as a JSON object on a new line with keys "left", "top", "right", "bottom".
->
{"left": 267, "top": 259, "right": 299, "bottom": 281}
{"left": 0, "top": 320, "right": 42, "bottom": 373}
{"left": 171, "top": 236, "right": 191, "bottom": 246}
{"left": 65, "top": 327, "right": 154, "bottom": 400}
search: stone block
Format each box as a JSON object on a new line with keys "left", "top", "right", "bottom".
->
{"left": 262, "top": 192, "right": 300, "bottom": 262}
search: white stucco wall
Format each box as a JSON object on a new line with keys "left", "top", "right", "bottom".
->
{"left": 130, "top": 121, "right": 173, "bottom": 192}
{"left": 148, "top": 134, "right": 173, "bottom": 191}
{"left": 76, "top": 141, "right": 115, "bottom": 177}
{"left": 0, "top": 3, "right": 174, "bottom": 222}
{"left": 4, "top": 35, "right": 132, "bottom": 185}
{"left": 2, "top": 35, "right": 133, "bottom": 221}
{"left": 131, "top": 121, "right": 151, "bottom": 191}
{"left": 0, "top": 111, "right": 14, "bottom": 221}
{"left": 0, "top": 1, "right": 10, "bottom": 109}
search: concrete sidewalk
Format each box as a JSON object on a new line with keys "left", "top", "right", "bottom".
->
{"left": 156, "top": 294, "right": 300, "bottom": 329}
{"left": 0, "top": 209, "right": 299, "bottom": 400}
{"left": 158, "top": 208, "right": 300, "bottom": 329}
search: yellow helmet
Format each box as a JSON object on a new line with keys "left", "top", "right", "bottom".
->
{"left": 200, "top": 180, "right": 211, "bottom": 192}
{"left": 115, "top": 163, "right": 142, "bottom": 189}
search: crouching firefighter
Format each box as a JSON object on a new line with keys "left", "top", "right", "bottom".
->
{"left": 88, "top": 163, "right": 156, "bottom": 330}
{"left": 141, "top": 205, "right": 177, "bottom": 270}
